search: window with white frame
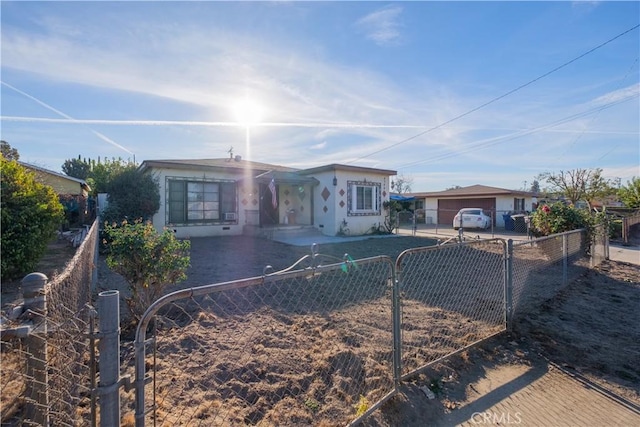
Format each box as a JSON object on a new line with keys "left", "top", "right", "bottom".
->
{"left": 167, "top": 178, "right": 236, "bottom": 224}
{"left": 514, "top": 197, "right": 525, "bottom": 212}
{"left": 347, "top": 181, "right": 381, "bottom": 216}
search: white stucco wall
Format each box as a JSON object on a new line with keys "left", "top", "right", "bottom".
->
{"left": 346, "top": 172, "right": 391, "bottom": 235}
{"left": 278, "top": 182, "right": 313, "bottom": 226}
{"left": 312, "top": 172, "right": 339, "bottom": 236}
{"left": 312, "top": 170, "right": 392, "bottom": 236}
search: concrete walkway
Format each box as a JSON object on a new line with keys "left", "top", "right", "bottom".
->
{"left": 609, "top": 242, "right": 640, "bottom": 265}
{"left": 437, "top": 359, "right": 640, "bottom": 427}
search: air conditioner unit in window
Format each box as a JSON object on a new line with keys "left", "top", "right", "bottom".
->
{"left": 224, "top": 212, "right": 237, "bottom": 221}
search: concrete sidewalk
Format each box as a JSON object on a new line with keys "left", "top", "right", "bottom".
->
{"left": 609, "top": 242, "right": 640, "bottom": 265}
{"left": 436, "top": 358, "right": 640, "bottom": 427}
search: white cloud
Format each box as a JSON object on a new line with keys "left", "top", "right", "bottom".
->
{"left": 310, "top": 141, "right": 327, "bottom": 150}
{"left": 355, "top": 5, "right": 404, "bottom": 46}
{"left": 591, "top": 83, "right": 640, "bottom": 106}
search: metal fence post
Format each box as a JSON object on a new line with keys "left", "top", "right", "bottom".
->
{"left": 22, "top": 272, "right": 50, "bottom": 426}
{"left": 605, "top": 224, "right": 610, "bottom": 260}
{"left": 98, "top": 290, "right": 121, "bottom": 427}
{"left": 505, "top": 240, "right": 513, "bottom": 332}
{"left": 92, "top": 216, "right": 100, "bottom": 293}
{"left": 562, "top": 233, "right": 568, "bottom": 286}
{"left": 391, "top": 272, "right": 402, "bottom": 389}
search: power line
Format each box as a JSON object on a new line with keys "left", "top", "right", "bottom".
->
{"left": 393, "top": 92, "right": 639, "bottom": 170}
{"left": 347, "top": 23, "right": 640, "bottom": 164}
{"left": 567, "top": 57, "right": 639, "bottom": 163}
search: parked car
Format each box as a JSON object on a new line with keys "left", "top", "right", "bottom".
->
{"left": 453, "top": 208, "right": 491, "bottom": 230}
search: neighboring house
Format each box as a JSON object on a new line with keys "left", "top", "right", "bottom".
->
{"left": 138, "top": 158, "right": 396, "bottom": 238}
{"left": 20, "top": 162, "right": 92, "bottom": 226}
{"left": 407, "top": 185, "right": 535, "bottom": 227}
{"left": 20, "top": 162, "right": 91, "bottom": 197}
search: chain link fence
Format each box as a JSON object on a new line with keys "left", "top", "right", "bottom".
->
{"left": 1, "top": 223, "right": 611, "bottom": 426}
{"left": 120, "top": 229, "right": 608, "bottom": 426}
{"left": 130, "top": 253, "right": 396, "bottom": 426}
{"left": 1, "top": 220, "right": 98, "bottom": 426}
{"left": 396, "top": 239, "right": 507, "bottom": 379}
{"left": 510, "top": 229, "right": 596, "bottom": 321}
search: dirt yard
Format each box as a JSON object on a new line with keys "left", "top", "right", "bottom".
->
{"left": 99, "top": 234, "right": 639, "bottom": 426}
{"left": 3, "top": 233, "right": 639, "bottom": 425}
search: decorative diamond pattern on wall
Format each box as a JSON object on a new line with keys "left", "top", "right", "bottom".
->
{"left": 323, "top": 206, "right": 328, "bottom": 213}
{"left": 321, "top": 187, "right": 331, "bottom": 201}
{"left": 339, "top": 201, "right": 345, "bottom": 208}
{"left": 242, "top": 199, "right": 248, "bottom": 206}
{"left": 285, "top": 199, "right": 290, "bottom": 206}
{"left": 383, "top": 190, "right": 387, "bottom": 197}
{"left": 284, "top": 189, "right": 290, "bottom": 196}
{"left": 252, "top": 199, "right": 258, "bottom": 206}
{"left": 339, "top": 189, "right": 345, "bottom": 197}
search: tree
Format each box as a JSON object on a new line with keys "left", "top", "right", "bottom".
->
{"left": 102, "top": 168, "right": 160, "bottom": 223}
{"left": 617, "top": 177, "right": 640, "bottom": 208}
{"left": 1, "top": 140, "right": 19, "bottom": 161}
{"left": 391, "top": 174, "right": 413, "bottom": 194}
{"left": 61, "top": 155, "right": 137, "bottom": 195}
{"left": 104, "top": 220, "right": 190, "bottom": 321}
{"left": 1, "top": 157, "right": 64, "bottom": 280}
{"left": 88, "top": 157, "right": 136, "bottom": 195}
{"left": 446, "top": 185, "right": 462, "bottom": 191}
{"left": 62, "top": 156, "right": 91, "bottom": 180}
{"left": 537, "top": 168, "right": 613, "bottom": 209}
{"left": 530, "top": 180, "right": 540, "bottom": 194}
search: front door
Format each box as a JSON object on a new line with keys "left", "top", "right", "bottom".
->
{"left": 259, "top": 182, "right": 279, "bottom": 225}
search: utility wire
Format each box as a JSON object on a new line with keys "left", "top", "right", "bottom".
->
{"left": 394, "top": 92, "right": 639, "bottom": 169}
{"left": 559, "top": 57, "right": 639, "bottom": 159}
{"left": 347, "top": 23, "right": 640, "bottom": 164}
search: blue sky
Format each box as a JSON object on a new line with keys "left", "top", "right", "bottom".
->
{"left": 1, "top": 1, "right": 638, "bottom": 191}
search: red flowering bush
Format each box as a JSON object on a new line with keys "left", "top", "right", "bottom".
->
{"left": 529, "top": 202, "right": 590, "bottom": 237}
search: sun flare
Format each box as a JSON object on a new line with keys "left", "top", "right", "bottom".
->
{"left": 233, "top": 98, "right": 264, "bottom": 126}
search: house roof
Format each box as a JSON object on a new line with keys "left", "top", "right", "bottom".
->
{"left": 19, "top": 162, "right": 91, "bottom": 192}
{"left": 139, "top": 158, "right": 299, "bottom": 174}
{"left": 140, "top": 159, "right": 397, "bottom": 178}
{"left": 409, "top": 184, "right": 534, "bottom": 198}
{"left": 297, "top": 163, "right": 397, "bottom": 176}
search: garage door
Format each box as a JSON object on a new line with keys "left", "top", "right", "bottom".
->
{"left": 438, "top": 198, "right": 496, "bottom": 225}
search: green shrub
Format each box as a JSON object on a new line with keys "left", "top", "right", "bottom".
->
{"left": 103, "top": 168, "right": 160, "bottom": 224}
{"left": 1, "top": 157, "right": 64, "bottom": 280}
{"left": 609, "top": 219, "right": 623, "bottom": 239}
{"left": 104, "top": 219, "right": 190, "bottom": 321}
{"left": 529, "top": 203, "right": 591, "bottom": 237}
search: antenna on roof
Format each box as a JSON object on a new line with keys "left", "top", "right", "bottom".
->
{"left": 227, "top": 146, "right": 234, "bottom": 161}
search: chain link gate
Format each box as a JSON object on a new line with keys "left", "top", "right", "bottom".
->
{"left": 395, "top": 239, "right": 508, "bottom": 379}
{"left": 132, "top": 248, "right": 396, "bottom": 426}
